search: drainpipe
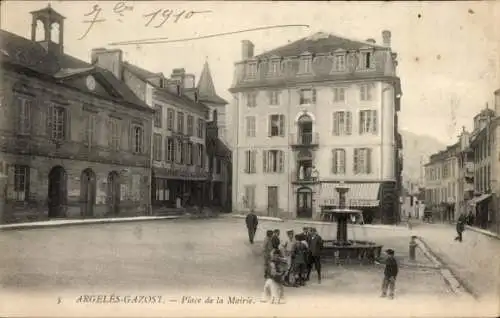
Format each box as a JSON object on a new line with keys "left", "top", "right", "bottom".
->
{"left": 234, "top": 94, "right": 240, "bottom": 213}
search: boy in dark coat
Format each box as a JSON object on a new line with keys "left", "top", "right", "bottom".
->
{"left": 381, "top": 249, "right": 399, "bottom": 299}
{"left": 245, "top": 211, "right": 259, "bottom": 244}
{"left": 455, "top": 213, "right": 466, "bottom": 242}
{"left": 306, "top": 227, "right": 323, "bottom": 283}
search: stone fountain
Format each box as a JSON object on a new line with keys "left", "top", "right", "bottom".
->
{"left": 320, "top": 183, "right": 383, "bottom": 264}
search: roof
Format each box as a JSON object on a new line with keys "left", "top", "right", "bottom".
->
{"left": 123, "top": 61, "right": 209, "bottom": 113}
{"left": 0, "top": 29, "right": 150, "bottom": 110}
{"left": 215, "top": 138, "right": 231, "bottom": 158}
{"left": 256, "top": 31, "right": 387, "bottom": 59}
{"left": 197, "top": 61, "right": 228, "bottom": 105}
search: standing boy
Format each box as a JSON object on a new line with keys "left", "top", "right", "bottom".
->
{"left": 306, "top": 228, "right": 323, "bottom": 283}
{"left": 381, "top": 249, "right": 399, "bottom": 299}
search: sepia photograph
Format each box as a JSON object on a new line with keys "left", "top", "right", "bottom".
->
{"left": 0, "top": 1, "right": 499, "bottom": 317}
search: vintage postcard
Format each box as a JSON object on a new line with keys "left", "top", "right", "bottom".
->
{"left": 0, "top": 0, "right": 499, "bottom": 317}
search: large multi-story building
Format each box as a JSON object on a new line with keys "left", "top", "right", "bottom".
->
{"left": 0, "top": 6, "right": 154, "bottom": 223}
{"left": 424, "top": 143, "right": 460, "bottom": 221}
{"left": 229, "top": 31, "right": 403, "bottom": 224}
{"left": 91, "top": 49, "right": 231, "bottom": 211}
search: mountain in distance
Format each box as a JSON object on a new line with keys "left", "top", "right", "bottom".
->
{"left": 400, "top": 130, "right": 447, "bottom": 184}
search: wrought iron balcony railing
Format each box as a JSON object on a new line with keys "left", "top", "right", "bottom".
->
{"left": 289, "top": 132, "right": 319, "bottom": 147}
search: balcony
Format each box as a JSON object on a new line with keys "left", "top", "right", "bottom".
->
{"left": 290, "top": 132, "right": 319, "bottom": 148}
{"left": 291, "top": 173, "right": 320, "bottom": 185}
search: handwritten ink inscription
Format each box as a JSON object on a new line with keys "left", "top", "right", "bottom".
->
{"left": 79, "top": 1, "right": 212, "bottom": 40}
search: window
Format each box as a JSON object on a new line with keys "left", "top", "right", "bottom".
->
{"left": 301, "top": 57, "right": 312, "bottom": 73}
{"left": 244, "top": 185, "right": 256, "bottom": 209}
{"left": 177, "top": 112, "right": 184, "bottom": 134}
{"left": 11, "top": 165, "right": 29, "bottom": 201}
{"left": 332, "top": 149, "right": 346, "bottom": 174}
{"left": 132, "top": 125, "right": 144, "bottom": 153}
{"left": 154, "top": 178, "right": 169, "bottom": 202}
{"left": 16, "top": 97, "right": 32, "bottom": 135}
{"left": 269, "top": 60, "right": 279, "bottom": 75}
{"left": 83, "top": 112, "right": 96, "bottom": 146}
{"left": 333, "top": 55, "right": 346, "bottom": 72}
{"left": 196, "top": 118, "right": 204, "bottom": 138}
{"left": 198, "top": 144, "right": 205, "bottom": 167}
{"left": 167, "top": 109, "right": 175, "bottom": 130}
{"left": 216, "top": 158, "right": 222, "bottom": 174}
{"left": 263, "top": 150, "right": 284, "bottom": 173}
{"left": 153, "top": 104, "right": 162, "bottom": 128}
{"left": 359, "top": 110, "right": 378, "bottom": 134}
{"left": 269, "top": 91, "right": 280, "bottom": 105}
{"left": 186, "top": 142, "right": 193, "bottom": 165}
{"left": 333, "top": 88, "right": 345, "bottom": 102}
{"left": 153, "top": 134, "right": 162, "bottom": 161}
{"left": 246, "top": 92, "right": 257, "bottom": 107}
{"left": 108, "top": 118, "right": 121, "bottom": 151}
{"left": 246, "top": 116, "right": 256, "bottom": 137}
{"left": 47, "top": 105, "right": 66, "bottom": 142}
{"left": 360, "top": 84, "right": 373, "bottom": 101}
{"left": 333, "top": 111, "right": 352, "bottom": 136}
{"left": 354, "top": 148, "right": 372, "bottom": 174}
{"left": 175, "top": 139, "right": 183, "bottom": 164}
{"left": 247, "top": 62, "right": 257, "bottom": 78}
{"left": 360, "top": 52, "right": 372, "bottom": 69}
{"left": 165, "top": 138, "right": 174, "bottom": 162}
{"left": 244, "top": 150, "right": 257, "bottom": 173}
{"left": 299, "top": 88, "right": 316, "bottom": 105}
{"left": 187, "top": 115, "right": 194, "bottom": 136}
{"left": 269, "top": 114, "right": 285, "bottom": 137}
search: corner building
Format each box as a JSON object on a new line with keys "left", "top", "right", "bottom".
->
{"left": 229, "top": 31, "right": 403, "bottom": 224}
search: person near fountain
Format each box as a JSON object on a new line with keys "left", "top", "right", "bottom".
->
{"left": 263, "top": 249, "right": 287, "bottom": 304}
{"left": 292, "top": 234, "right": 309, "bottom": 286}
{"left": 271, "top": 229, "right": 281, "bottom": 249}
{"left": 306, "top": 228, "right": 323, "bottom": 283}
{"left": 263, "top": 230, "right": 274, "bottom": 278}
{"left": 245, "top": 210, "right": 259, "bottom": 244}
{"left": 380, "top": 249, "right": 398, "bottom": 299}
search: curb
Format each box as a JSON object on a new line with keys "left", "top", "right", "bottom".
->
{"left": 415, "top": 236, "right": 477, "bottom": 300}
{"left": 227, "top": 214, "right": 284, "bottom": 222}
{"left": 0, "top": 214, "right": 219, "bottom": 231}
{"left": 465, "top": 225, "right": 500, "bottom": 240}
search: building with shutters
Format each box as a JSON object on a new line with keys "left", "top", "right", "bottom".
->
{"left": 229, "top": 31, "right": 403, "bottom": 223}
{"left": 0, "top": 5, "right": 154, "bottom": 223}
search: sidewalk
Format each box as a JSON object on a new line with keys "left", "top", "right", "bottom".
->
{"left": 0, "top": 211, "right": 220, "bottom": 231}
{"left": 413, "top": 223, "right": 500, "bottom": 302}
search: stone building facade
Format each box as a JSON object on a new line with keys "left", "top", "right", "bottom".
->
{"left": 229, "top": 31, "right": 403, "bottom": 224}
{"left": 0, "top": 6, "right": 154, "bottom": 223}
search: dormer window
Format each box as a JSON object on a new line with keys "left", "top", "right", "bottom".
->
{"left": 269, "top": 59, "right": 280, "bottom": 76}
{"left": 176, "top": 84, "right": 181, "bottom": 96}
{"left": 300, "top": 57, "right": 312, "bottom": 74}
{"left": 159, "top": 78, "right": 165, "bottom": 88}
{"left": 333, "top": 54, "right": 346, "bottom": 72}
{"left": 359, "top": 51, "right": 373, "bottom": 70}
{"left": 247, "top": 62, "right": 257, "bottom": 78}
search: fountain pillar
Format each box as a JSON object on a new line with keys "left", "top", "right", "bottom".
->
{"left": 336, "top": 185, "right": 349, "bottom": 242}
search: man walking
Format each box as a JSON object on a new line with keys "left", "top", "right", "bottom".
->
{"left": 245, "top": 210, "right": 259, "bottom": 244}
{"left": 455, "top": 213, "right": 466, "bottom": 242}
{"left": 306, "top": 228, "right": 323, "bottom": 283}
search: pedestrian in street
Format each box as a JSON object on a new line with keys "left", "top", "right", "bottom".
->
{"left": 263, "top": 230, "right": 274, "bottom": 278}
{"left": 271, "top": 229, "right": 281, "bottom": 250}
{"left": 263, "top": 249, "right": 286, "bottom": 304}
{"left": 292, "top": 234, "right": 308, "bottom": 286}
{"left": 282, "top": 229, "right": 295, "bottom": 285}
{"left": 455, "top": 213, "right": 466, "bottom": 242}
{"left": 381, "top": 249, "right": 399, "bottom": 299}
{"left": 245, "top": 210, "right": 259, "bottom": 244}
{"left": 306, "top": 228, "right": 323, "bottom": 283}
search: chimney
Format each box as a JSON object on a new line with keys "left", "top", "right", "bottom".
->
{"left": 366, "top": 38, "right": 376, "bottom": 44}
{"left": 241, "top": 40, "right": 255, "bottom": 60}
{"left": 382, "top": 30, "right": 391, "bottom": 47}
{"left": 91, "top": 48, "right": 123, "bottom": 80}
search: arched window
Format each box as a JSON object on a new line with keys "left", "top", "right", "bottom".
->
{"left": 50, "top": 22, "right": 60, "bottom": 44}
{"left": 35, "top": 20, "right": 45, "bottom": 41}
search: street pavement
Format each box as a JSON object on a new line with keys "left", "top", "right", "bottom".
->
{"left": 0, "top": 217, "right": 495, "bottom": 317}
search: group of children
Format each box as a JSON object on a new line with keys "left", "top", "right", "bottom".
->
{"left": 261, "top": 227, "right": 324, "bottom": 304}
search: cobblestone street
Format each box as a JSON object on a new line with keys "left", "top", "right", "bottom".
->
{"left": 0, "top": 218, "right": 494, "bottom": 316}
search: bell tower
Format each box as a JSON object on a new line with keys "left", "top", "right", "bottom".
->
{"left": 30, "top": 4, "right": 65, "bottom": 54}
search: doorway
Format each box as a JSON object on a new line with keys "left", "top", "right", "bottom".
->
{"left": 80, "top": 168, "right": 96, "bottom": 217}
{"left": 267, "top": 186, "right": 279, "bottom": 217}
{"left": 297, "top": 187, "right": 313, "bottom": 218}
{"left": 48, "top": 166, "right": 67, "bottom": 218}
{"left": 298, "top": 115, "right": 313, "bottom": 145}
{"left": 107, "top": 171, "right": 121, "bottom": 215}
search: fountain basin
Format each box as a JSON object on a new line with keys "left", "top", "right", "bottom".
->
{"left": 321, "top": 239, "right": 383, "bottom": 265}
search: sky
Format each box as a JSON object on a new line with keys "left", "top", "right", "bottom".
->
{"left": 2, "top": 1, "right": 499, "bottom": 145}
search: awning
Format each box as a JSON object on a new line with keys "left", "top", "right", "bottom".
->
{"left": 319, "top": 182, "right": 380, "bottom": 207}
{"left": 468, "top": 193, "right": 492, "bottom": 205}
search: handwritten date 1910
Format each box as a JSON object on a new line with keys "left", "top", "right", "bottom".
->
{"left": 143, "top": 9, "right": 212, "bottom": 28}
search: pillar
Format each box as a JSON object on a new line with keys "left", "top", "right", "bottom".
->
{"left": 335, "top": 185, "right": 349, "bottom": 242}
